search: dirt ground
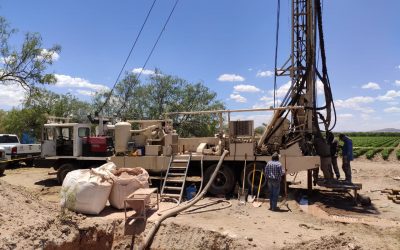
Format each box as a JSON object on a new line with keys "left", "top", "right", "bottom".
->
{"left": 1, "top": 159, "right": 400, "bottom": 249}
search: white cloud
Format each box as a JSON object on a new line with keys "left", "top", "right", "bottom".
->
{"left": 269, "top": 81, "right": 291, "bottom": 98}
{"left": 233, "top": 84, "right": 261, "bottom": 93}
{"left": 335, "top": 96, "right": 374, "bottom": 108}
{"left": 335, "top": 96, "right": 375, "bottom": 113}
{"left": 132, "top": 67, "right": 156, "bottom": 76}
{"left": 384, "top": 107, "right": 400, "bottom": 113}
{"left": 37, "top": 49, "right": 60, "bottom": 61}
{"left": 395, "top": 80, "right": 400, "bottom": 86}
{"left": 316, "top": 80, "right": 325, "bottom": 95}
{"left": 0, "top": 84, "right": 25, "bottom": 107}
{"left": 256, "top": 70, "right": 273, "bottom": 78}
{"left": 230, "top": 94, "right": 247, "bottom": 103}
{"left": 361, "top": 82, "right": 380, "bottom": 90}
{"left": 76, "top": 89, "right": 96, "bottom": 96}
{"left": 396, "top": 65, "right": 400, "bottom": 70}
{"left": 217, "top": 74, "right": 245, "bottom": 82}
{"left": 54, "top": 74, "right": 109, "bottom": 92}
{"left": 260, "top": 96, "right": 273, "bottom": 102}
{"left": 338, "top": 113, "right": 354, "bottom": 119}
{"left": 0, "top": 55, "right": 17, "bottom": 65}
{"left": 376, "top": 90, "right": 400, "bottom": 101}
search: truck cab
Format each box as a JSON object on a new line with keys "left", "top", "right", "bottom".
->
{"left": 42, "top": 123, "right": 91, "bottom": 157}
{"left": 41, "top": 122, "right": 114, "bottom": 183}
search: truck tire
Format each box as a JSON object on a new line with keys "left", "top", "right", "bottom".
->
{"left": 241, "top": 162, "right": 267, "bottom": 195}
{"left": 204, "top": 164, "right": 235, "bottom": 196}
{"left": 57, "top": 163, "right": 76, "bottom": 184}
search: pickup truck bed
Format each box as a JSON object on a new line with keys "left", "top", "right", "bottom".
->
{"left": 0, "top": 134, "right": 41, "bottom": 167}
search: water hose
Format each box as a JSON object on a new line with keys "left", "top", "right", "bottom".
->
{"left": 141, "top": 150, "right": 229, "bottom": 249}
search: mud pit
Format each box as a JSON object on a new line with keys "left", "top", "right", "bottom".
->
{"left": 1, "top": 159, "right": 400, "bottom": 249}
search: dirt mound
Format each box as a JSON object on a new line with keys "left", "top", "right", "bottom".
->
{"left": 283, "top": 234, "right": 362, "bottom": 250}
{"left": 149, "top": 222, "right": 247, "bottom": 249}
{"left": 0, "top": 179, "right": 116, "bottom": 249}
{"left": 0, "top": 179, "right": 246, "bottom": 250}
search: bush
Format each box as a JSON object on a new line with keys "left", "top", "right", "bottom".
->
{"left": 365, "top": 148, "right": 383, "bottom": 160}
{"left": 381, "top": 148, "right": 394, "bottom": 160}
{"left": 397, "top": 150, "right": 400, "bottom": 160}
{"left": 353, "top": 148, "right": 369, "bottom": 158}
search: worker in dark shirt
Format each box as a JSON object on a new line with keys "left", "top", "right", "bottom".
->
{"left": 339, "top": 134, "right": 353, "bottom": 183}
{"left": 327, "top": 132, "right": 340, "bottom": 179}
{"left": 264, "top": 152, "right": 285, "bottom": 211}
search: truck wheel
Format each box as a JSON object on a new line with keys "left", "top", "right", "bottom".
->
{"left": 242, "top": 162, "right": 267, "bottom": 195}
{"left": 204, "top": 164, "right": 235, "bottom": 196}
{"left": 57, "top": 163, "right": 76, "bottom": 184}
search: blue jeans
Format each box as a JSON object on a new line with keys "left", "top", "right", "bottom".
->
{"left": 268, "top": 178, "right": 281, "bottom": 210}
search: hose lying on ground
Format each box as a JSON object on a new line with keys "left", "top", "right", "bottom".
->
{"left": 141, "top": 150, "right": 229, "bottom": 249}
{"left": 181, "top": 200, "right": 232, "bottom": 215}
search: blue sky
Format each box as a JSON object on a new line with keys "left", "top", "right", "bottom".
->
{"left": 0, "top": 0, "right": 399, "bottom": 131}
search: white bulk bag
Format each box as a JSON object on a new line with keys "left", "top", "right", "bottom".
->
{"left": 109, "top": 167, "right": 150, "bottom": 209}
{"left": 60, "top": 166, "right": 114, "bottom": 215}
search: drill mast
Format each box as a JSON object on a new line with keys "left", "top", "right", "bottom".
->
{"left": 258, "top": 0, "right": 336, "bottom": 156}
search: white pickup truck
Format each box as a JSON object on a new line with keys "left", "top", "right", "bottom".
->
{"left": 0, "top": 134, "right": 41, "bottom": 167}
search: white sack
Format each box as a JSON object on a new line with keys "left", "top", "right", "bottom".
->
{"left": 109, "top": 167, "right": 150, "bottom": 209}
{"left": 60, "top": 164, "right": 115, "bottom": 215}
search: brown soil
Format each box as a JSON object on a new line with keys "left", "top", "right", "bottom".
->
{"left": 1, "top": 160, "right": 400, "bottom": 249}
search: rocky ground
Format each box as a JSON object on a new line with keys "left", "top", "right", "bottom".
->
{"left": 0, "top": 158, "right": 400, "bottom": 249}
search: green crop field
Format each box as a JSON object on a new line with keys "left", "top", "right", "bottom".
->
{"left": 334, "top": 132, "right": 400, "bottom": 160}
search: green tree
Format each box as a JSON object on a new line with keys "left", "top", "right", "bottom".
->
{"left": 0, "top": 108, "right": 45, "bottom": 140}
{"left": 93, "top": 70, "right": 225, "bottom": 137}
{"left": 92, "top": 72, "right": 142, "bottom": 120}
{"left": 24, "top": 89, "right": 91, "bottom": 122}
{"left": 0, "top": 16, "right": 61, "bottom": 94}
{"left": 254, "top": 126, "right": 265, "bottom": 136}
{"left": 0, "top": 109, "right": 7, "bottom": 133}
{"left": 0, "top": 90, "right": 92, "bottom": 140}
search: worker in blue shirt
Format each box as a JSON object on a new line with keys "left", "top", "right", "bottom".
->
{"left": 265, "top": 152, "right": 285, "bottom": 211}
{"left": 339, "top": 134, "right": 353, "bottom": 183}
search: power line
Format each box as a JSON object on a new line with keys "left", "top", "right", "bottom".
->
{"left": 97, "top": 0, "right": 158, "bottom": 114}
{"left": 134, "top": 0, "right": 180, "bottom": 81}
{"left": 117, "top": 0, "right": 180, "bottom": 116}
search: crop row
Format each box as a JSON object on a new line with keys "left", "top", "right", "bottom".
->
{"left": 381, "top": 148, "right": 395, "bottom": 160}
{"left": 352, "top": 147, "right": 400, "bottom": 160}
{"left": 352, "top": 136, "right": 400, "bottom": 148}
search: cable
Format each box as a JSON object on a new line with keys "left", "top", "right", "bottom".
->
{"left": 117, "top": 0, "right": 180, "bottom": 115}
{"left": 97, "top": 0, "right": 158, "bottom": 114}
{"left": 273, "top": 0, "right": 281, "bottom": 108}
{"left": 135, "top": 0, "right": 179, "bottom": 80}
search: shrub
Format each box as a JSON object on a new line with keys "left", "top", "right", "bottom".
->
{"left": 381, "top": 148, "right": 394, "bottom": 160}
{"left": 365, "top": 148, "right": 383, "bottom": 160}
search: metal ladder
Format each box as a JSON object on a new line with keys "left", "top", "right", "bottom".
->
{"left": 160, "top": 153, "right": 191, "bottom": 204}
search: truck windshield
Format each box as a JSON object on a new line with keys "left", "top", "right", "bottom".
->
{"left": 0, "top": 135, "right": 19, "bottom": 143}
